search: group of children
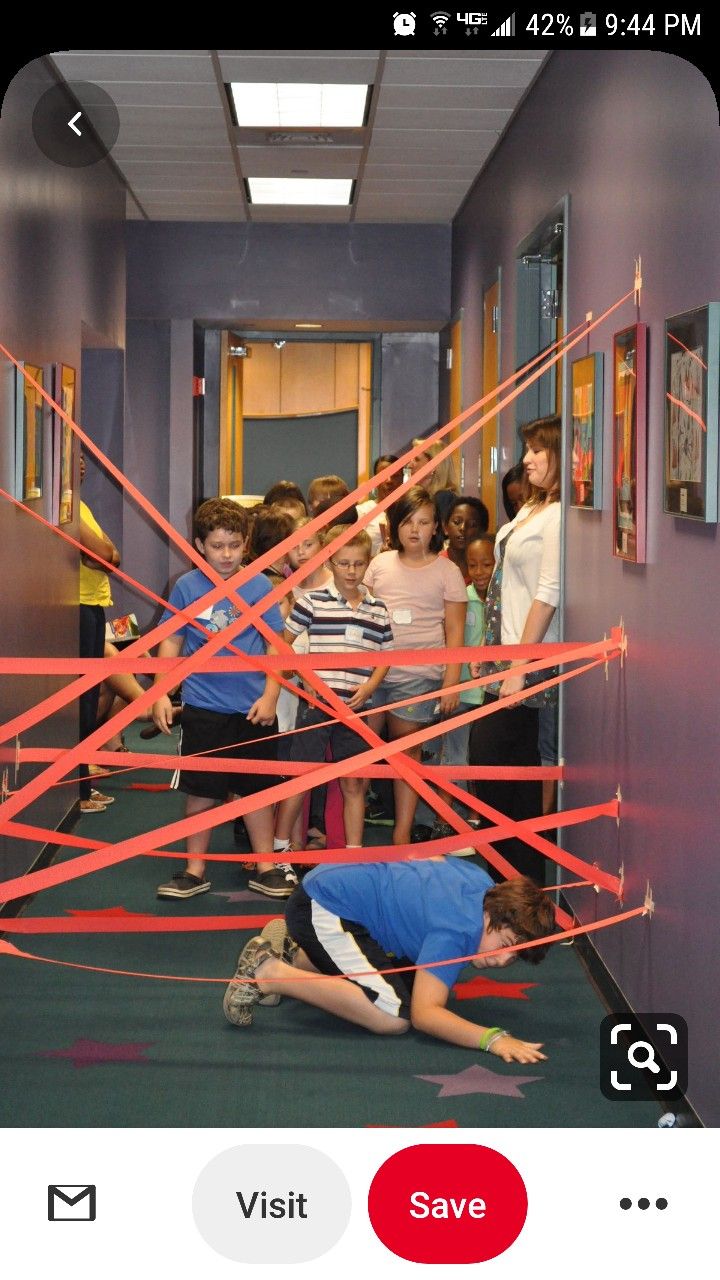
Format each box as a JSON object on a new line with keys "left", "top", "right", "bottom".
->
{"left": 152, "top": 468, "right": 496, "bottom": 900}
{"left": 147, "top": 461, "right": 556, "bottom": 1063}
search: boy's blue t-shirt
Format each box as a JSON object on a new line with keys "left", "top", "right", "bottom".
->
{"left": 303, "top": 859, "right": 494, "bottom": 988}
{"left": 160, "top": 568, "right": 283, "bottom": 715}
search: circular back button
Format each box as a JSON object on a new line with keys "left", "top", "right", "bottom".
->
{"left": 31, "top": 82, "right": 120, "bottom": 167}
{"left": 368, "top": 1143, "right": 527, "bottom": 1264}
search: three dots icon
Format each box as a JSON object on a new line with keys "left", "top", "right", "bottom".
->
{"left": 620, "top": 1198, "right": 668, "bottom": 1211}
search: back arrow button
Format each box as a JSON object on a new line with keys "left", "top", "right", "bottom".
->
{"left": 32, "top": 82, "right": 120, "bottom": 166}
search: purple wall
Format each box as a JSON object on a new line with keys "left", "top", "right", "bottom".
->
{"left": 126, "top": 222, "right": 451, "bottom": 328}
{"left": 0, "top": 59, "right": 126, "bottom": 877}
{"left": 452, "top": 51, "right": 720, "bottom": 1123}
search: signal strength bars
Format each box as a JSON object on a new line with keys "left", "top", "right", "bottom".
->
{"left": 491, "top": 11, "right": 515, "bottom": 36}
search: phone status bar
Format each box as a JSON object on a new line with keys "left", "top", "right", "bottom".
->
{"left": 391, "top": 9, "right": 704, "bottom": 46}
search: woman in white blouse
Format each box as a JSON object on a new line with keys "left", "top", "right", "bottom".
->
{"left": 469, "top": 416, "right": 561, "bottom": 885}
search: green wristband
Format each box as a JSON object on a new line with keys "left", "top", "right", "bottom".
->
{"left": 479, "top": 1026, "right": 505, "bottom": 1053}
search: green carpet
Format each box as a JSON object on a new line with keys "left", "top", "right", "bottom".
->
{"left": 0, "top": 726, "right": 659, "bottom": 1128}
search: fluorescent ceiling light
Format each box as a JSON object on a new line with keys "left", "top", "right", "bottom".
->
{"left": 247, "top": 178, "right": 353, "bottom": 206}
{"left": 231, "top": 83, "right": 368, "bottom": 128}
{"left": 295, "top": 323, "right": 323, "bottom": 330}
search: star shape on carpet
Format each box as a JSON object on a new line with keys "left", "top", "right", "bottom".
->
{"left": 416, "top": 1063, "right": 542, "bottom": 1098}
{"left": 211, "top": 890, "right": 263, "bottom": 903}
{"left": 65, "top": 906, "right": 157, "bottom": 918}
{"left": 452, "top": 976, "right": 538, "bottom": 1002}
{"left": 41, "top": 1039, "right": 155, "bottom": 1068}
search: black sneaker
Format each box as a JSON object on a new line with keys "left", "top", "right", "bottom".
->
{"left": 430, "top": 819, "right": 455, "bottom": 839}
{"left": 157, "top": 872, "right": 211, "bottom": 899}
{"left": 223, "top": 936, "right": 276, "bottom": 1027}
{"left": 411, "top": 824, "right": 434, "bottom": 844}
{"left": 430, "top": 819, "right": 476, "bottom": 857}
{"left": 364, "top": 800, "right": 394, "bottom": 826}
{"left": 247, "top": 863, "right": 299, "bottom": 899}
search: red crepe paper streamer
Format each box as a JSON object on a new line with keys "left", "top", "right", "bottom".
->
{"left": 0, "top": 905, "right": 648, "bottom": 983}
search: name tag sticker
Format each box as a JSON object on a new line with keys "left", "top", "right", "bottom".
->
{"left": 466, "top": 607, "right": 477, "bottom": 628}
{"left": 345, "top": 625, "right": 364, "bottom": 644}
{"left": 393, "top": 608, "right": 412, "bottom": 625}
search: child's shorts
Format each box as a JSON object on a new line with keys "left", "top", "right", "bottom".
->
{"left": 375, "top": 673, "right": 442, "bottom": 723}
{"left": 285, "top": 884, "right": 414, "bottom": 1020}
{"left": 173, "top": 703, "right": 279, "bottom": 801}
{"left": 290, "top": 703, "right": 366, "bottom": 764}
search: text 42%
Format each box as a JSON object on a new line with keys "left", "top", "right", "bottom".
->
{"left": 526, "top": 14, "right": 574, "bottom": 35}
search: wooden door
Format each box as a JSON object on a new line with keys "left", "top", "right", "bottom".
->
{"left": 449, "top": 317, "right": 462, "bottom": 486}
{"left": 482, "top": 281, "right": 500, "bottom": 525}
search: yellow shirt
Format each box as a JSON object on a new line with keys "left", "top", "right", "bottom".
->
{"left": 79, "top": 500, "right": 113, "bottom": 607}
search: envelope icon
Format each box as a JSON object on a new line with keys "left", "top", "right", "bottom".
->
{"left": 48, "top": 1185, "right": 96, "bottom": 1221}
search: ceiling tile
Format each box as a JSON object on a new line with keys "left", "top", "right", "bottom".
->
{"left": 50, "top": 52, "right": 217, "bottom": 82}
{"left": 218, "top": 53, "right": 380, "bottom": 83}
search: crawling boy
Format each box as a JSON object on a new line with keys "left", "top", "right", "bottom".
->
{"left": 223, "top": 859, "right": 556, "bottom": 1063}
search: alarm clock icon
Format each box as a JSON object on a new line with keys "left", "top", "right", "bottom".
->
{"left": 393, "top": 12, "right": 416, "bottom": 35}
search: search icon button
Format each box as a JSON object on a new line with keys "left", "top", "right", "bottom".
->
{"left": 627, "top": 1040, "right": 661, "bottom": 1074}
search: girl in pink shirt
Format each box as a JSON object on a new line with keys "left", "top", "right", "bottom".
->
{"left": 365, "top": 486, "right": 467, "bottom": 847}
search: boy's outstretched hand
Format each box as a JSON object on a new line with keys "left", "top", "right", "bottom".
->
{"left": 488, "top": 1034, "right": 547, "bottom": 1064}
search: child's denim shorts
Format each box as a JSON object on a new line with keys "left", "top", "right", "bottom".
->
{"left": 374, "top": 673, "right": 442, "bottom": 723}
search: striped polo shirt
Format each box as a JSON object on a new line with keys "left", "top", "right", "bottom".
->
{"left": 284, "top": 581, "right": 394, "bottom": 700}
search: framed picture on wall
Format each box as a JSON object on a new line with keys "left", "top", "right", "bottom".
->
{"left": 53, "top": 363, "right": 76, "bottom": 525}
{"left": 663, "top": 304, "right": 719, "bottom": 523}
{"left": 612, "top": 323, "right": 647, "bottom": 563}
{"left": 14, "top": 362, "right": 45, "bottom": 502}
{"left": 570, "top": 352, "right": 604, "bottom": 509}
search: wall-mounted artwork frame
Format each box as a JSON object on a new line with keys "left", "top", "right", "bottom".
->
{"left": 612, "top": 322, "right": 647, "bottom": 563}
{"left": 570, "top": 352, "right": 604, "bottom": 509}
{"left": 54, "top": 363, "right": 76, "bottom": 525}
{"left": 664, "top": 303, "right": 719, "bottom": 523}
{"left": 15, "top": 362, "right": 45, "bottom": 502}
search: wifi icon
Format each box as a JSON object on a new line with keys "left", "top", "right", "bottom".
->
{"left": 431, "top": 10, "right": 451, "bottom": 28}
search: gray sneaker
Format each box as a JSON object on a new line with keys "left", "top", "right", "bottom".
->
{"left": 223, "top": 936, "right": 277, "bottom": 1027}
{"left": 256, "top": 918, "right": 292, "bottom": 1007}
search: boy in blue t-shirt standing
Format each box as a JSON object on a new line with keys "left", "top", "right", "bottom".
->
{"left": 153, "top": 498, "right": 298, "bottom": 900}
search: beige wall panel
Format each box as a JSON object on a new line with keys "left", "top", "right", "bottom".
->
{"left": 243, "top": 343, "right": 281, "bottom": 416}
{"left": 357, "top": 343, "right": 372, "bottom": 481}
{"left": 335, "top": 343, "right": 360, "bottom": 409}
{"left": 280, "top": 343, "right": 336, "bottom": 415}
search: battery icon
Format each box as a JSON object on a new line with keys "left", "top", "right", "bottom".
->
{"left": 579, "top": 11, "right": 597, "bottom": 35}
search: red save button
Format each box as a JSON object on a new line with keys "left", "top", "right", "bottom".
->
{"left": 368, "top": 1143, "right": 527, "bottom": 1264}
